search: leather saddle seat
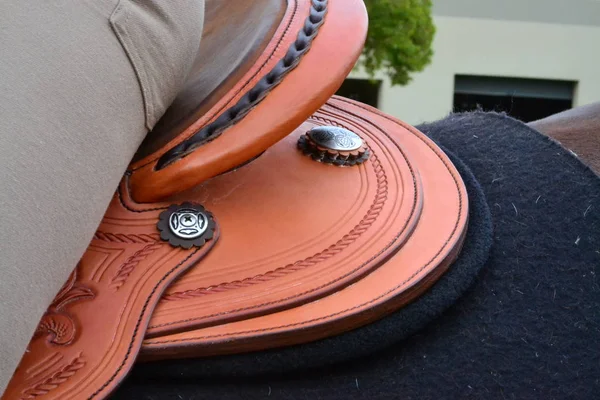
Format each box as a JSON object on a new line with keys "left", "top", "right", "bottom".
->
{"left": 3, "top": 1, "right": 469, "bottom": 399}
{"left": 133, "top": 0, "right": 287, "bottom": 162}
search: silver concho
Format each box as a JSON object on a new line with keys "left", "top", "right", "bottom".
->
{"left": 168, "top": 208, "right": 209, "bottom": 239}
{"left": 157, "top": 203, "right": 215, "bottom": 249}
{"left": 307, "top": 126, "right": 363, "bottom": 151}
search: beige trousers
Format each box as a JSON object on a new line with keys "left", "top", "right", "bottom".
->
{"left": 0, "top": 0, "right": 204, "bottom": 394}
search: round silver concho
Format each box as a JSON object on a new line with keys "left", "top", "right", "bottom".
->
{"left": 169, "top": 208, "right": 209, "bottom": 239}
{"left": 307, "top": 126, "right": 364, "bottom": 152}
{"left": 157, "top": 203, "right": 215, "bottom": 249}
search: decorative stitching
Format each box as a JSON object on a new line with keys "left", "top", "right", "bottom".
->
{"left": 162, "top": 128, "right": 386, "bottom": 301}
{"left": 88, "top": 246, "right": 205, "bottom": 399}
{"left": 154, "top": 0, "right": 330, "bottom": 170}
{"left": 94, "top": 231, "right": 159, "bottom": 244}
{"left": 110, "top": 243, "right": 163, "bottom": 291}
{"left": 144, "top": 97, "right": 465, "bottom": 344}
{"left": 149, "top": 111, "right": 419, "bottom": 329}
{"left": 132, "top": 0, "right": 301, "bottom": 171}
{"left": 20, "top": 353, "right": 85, "bottom": 400}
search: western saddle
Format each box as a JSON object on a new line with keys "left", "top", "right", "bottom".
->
{"left": 3, "top": 1, "right": 469, "bottom": 398}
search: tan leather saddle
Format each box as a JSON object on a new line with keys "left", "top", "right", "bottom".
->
{"left": 3, "top": 1, "right": 469, "bottom": 398}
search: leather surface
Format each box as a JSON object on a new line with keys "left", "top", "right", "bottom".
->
{"left": 1, "top": 196, "right": 218, "bottom": 399}
{"left": 125, "top": 100, "right": 424, "bottom": 338}
{"left": 140, "top": 96, "right": 469, "bottom": 359}
{"left": 128, "top": 0, "right": 369, "bottom": 203}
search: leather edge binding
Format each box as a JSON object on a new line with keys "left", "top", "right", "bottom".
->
{"left": 155, "top": 0, "right": 329, "bottom": 170}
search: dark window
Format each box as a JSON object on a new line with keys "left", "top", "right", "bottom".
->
{"left": 454, "top": 75, "right": 576, "bottom": 122}
{"left": 336, "top": 78, "right": 382, "bottom": 108}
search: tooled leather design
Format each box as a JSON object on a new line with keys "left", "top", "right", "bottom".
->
{"left": 94, "top": 231, "right": 159, "bottom": 244}
{"left": 109, "top": 243, "right": 163, "bottom": 291}
{"left": 34, "top": 268, "right": 95, "bottom": 346}
{"left": 19, "top": 354, "right": 86, "bottom": 400}
{"left": 156, "top": 0, "right": 330, "bottom": 169}
{"left": 160, "top": 118, "right": 387, "bottom": 302}
{"left": 143, "top": 97, "right": 467, "bottom": 348}
{"left": 4, "top": 194, "right": 219, "bottom": 399}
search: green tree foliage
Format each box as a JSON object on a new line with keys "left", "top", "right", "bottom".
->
{"left": 361, "top": 0, "right": 436, "bottom": 86}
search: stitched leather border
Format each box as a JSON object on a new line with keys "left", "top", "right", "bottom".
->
{"left": 161, "top": 118, "right": 391, "bottom": 302}
{"left": 131, "top": 0, "right": 300, "bottom": 172}
{"left": 89, "top": 249, "right": 203, "bottom": 399}
{"left": 144, "top": 97, "right": 466, "bottom": 345}
{"left": 146, "top": 107, "right": 420, "bottom": 330}
{"left": 154, "top": 0, "right": 329, "bottom": 170}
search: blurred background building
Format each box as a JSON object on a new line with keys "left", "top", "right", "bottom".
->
{"left": 339, "top": 0, "right": 600, "bottom": 124}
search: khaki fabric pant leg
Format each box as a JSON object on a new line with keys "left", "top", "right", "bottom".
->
{"left": 0, "top": 0, "right": 204, "bottom": 394}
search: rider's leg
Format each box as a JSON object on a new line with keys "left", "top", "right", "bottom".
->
{"left": 0, "top": 0, "right": 204, "bottom": 393}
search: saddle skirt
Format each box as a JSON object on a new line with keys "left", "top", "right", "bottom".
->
{"left": 3, "top": 0, "right": 469, "bottom": 399}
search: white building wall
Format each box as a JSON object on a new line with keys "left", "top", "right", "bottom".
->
{"left": 349, "top": 7, "right": 600, "bottom": 125}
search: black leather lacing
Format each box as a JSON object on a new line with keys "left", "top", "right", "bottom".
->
{"left": 156, "top": 0, "right": 329, "bottom": 170}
